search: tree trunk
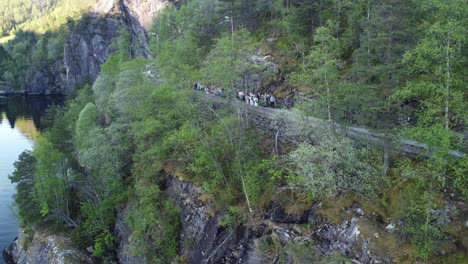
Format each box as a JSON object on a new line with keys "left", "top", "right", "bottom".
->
{"left": 445, "top": 39, "right": 451, "bottom": 130}
{"left": 324, "top": 63, "right": 332, "bottom": 124}
{"left": 367, "top": 0, "right": 371, "bottom": 63}
{"left": 383, "top": 138, "right": 390, "bottom": 175}
{"left": 240, "top": 175, "right": 253, "bottom": 213}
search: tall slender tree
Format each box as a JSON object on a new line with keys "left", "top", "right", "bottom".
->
{"left": 352, "top": 0, "right": 419, "bottom": 129}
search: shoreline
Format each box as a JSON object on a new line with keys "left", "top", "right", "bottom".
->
{"left": 0, "top": 91, "right": 65, "bottom": 97}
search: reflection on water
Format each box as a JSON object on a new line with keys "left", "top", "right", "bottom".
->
{"left": 0, "top": 95, "right": 63, "bottom": 131}
{"left": 0, "top": 113, "right": 39, "bottom": 140}
{"left": 0, "top": 95, "right": 62, "bottom": 264}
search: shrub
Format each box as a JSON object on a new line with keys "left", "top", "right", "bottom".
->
{"left": 289, "top": 128, "right": 386, "bottom": 200}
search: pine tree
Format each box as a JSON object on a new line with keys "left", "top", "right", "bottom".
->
{"left": 352, "top": 0, "right": 419, "bottom": 129}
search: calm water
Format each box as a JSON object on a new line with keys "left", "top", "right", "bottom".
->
{"left": 0, "top": 96, "right": 61, "bottom": 263}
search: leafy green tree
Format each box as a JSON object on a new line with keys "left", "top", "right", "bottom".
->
{"left": 157, "top": 36, "right": 202, "bottom": 88}
{"left": 115, "top": 28, "right": 132, "bottom": 62}
{"left": 9, "top": 151, "right": 42, "bottom": 226}
{"left": 201, "top": 28, "right": 257, "bottom": 96}
{"left": 33, "top": 136, "right": 76, "bottom": 226}
{"left": 351, "top": 0, "right": 419, "bottom": 129}
{"left": 149, "top": 4, "right": 178, "bottom": 55}
{"left": 76, "top": 124, "right": 130, "bottom": 256}
{"left": 174, "top": 0, "right": 221, "bottom": 53}
{"left": 396, "top": 167, "right": 446, "bottom": 260}
{"left": 0, "top": 0, "right": 94, "bottom": 37}
{"left": 289, "top": 21, "right": 340, "bottom": 122}
{"left": 394, "top": 0, "right": 467, "bottom": 130}
{"left": 75, "top": 102, "right": 99, "bottom": 148}
{"left": 289, "top": 128, "right": 385, "bottom": 200}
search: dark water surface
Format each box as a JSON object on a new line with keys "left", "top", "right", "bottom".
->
{"left": 0, "top": 96, "right": 62, "bottom": 263}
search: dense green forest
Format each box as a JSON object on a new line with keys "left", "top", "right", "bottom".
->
{"left": 0, "top": 0, "right": 95, "bottom": 39}
{"left": 0, "top": 0, "right": 97, "bottom": 89}
{"left": 7, "top": 0, "right": 468, "bottom": 263}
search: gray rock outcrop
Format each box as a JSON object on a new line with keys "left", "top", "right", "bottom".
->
{"left": 63, "top": 14, "right": 123, "bottom": 90}
{"left": 22, "top": 0, "right": 168, "bottom": 94}
{"left": 64, "top": 0, "right": 166, "bottom": 91}
{"left": 3, "top": 229, "right": 92, "bottom": 264}
{"left": 112, "top": 174, "right": 393, "bottom": 264}
{"left": 114, "top": 204, "right": 145, "bottom": 264}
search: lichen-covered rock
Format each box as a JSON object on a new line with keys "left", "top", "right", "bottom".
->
{"left": 240, "top": 54, "right": 281, "bottom": 94}
{"left": 114, "top": 175, "right": 396, "bottom": 264}
{"left": 165, "top": 175, "right": 253, "bottom": 264}
{"left": 3, "top": 229, "right": 92, "bottom": 264}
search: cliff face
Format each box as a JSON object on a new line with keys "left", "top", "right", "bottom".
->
{"left": 63, "top": 14, "right": 123, "bottom": 91}
{"left": 24, "top": 0, "right": 167, "bottom": 94}
{"left": 3, "top": 229, "right": 92, "bottom": 264}
{"left": 114, "top": 174, "right": 395, "bottom": 264}
{"left": 63, "top": 0, "right": 166, "bottom": 91}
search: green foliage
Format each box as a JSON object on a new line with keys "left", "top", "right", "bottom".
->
{"left": 1, "top": 29, "right": 71, "bottom": 89}
{"left": 115, "top": 28, "right": 132, "bottom": 61}
{"left": 289, "top": 128, "right": 386, "bottom": 200}
{"left": 398, "top": 178, "right": 445, "bottom": 260}
{"left": 9, "top": 151, "right": 42, "bottom": 226}
{"left": 174, "top": 0, "right": 220, "bottom": 53}
{"left": 452, "top": 157, "right": 468, "bottom": 198}
{"left": 289, "top": 21, "right": 340, "bottom": 121}
{"left": 75, "top": 102, "right": 99, "bottom": 148}
{"left": 349, "top": 0, "right": 419, "bottom": 129}
{"left": 219, "top": 206, "right": 243, "bottom": 231}
{"left": 201, "top": 28, "right": 258, "bottom": 94}
{"left": 7, "top": 0, "right": 468, "bottom": 261}
{"left": 33, "top": 136, "right": 75, "bottom": 225}
{"left": 126, "top": 183, "right": 180, "bottom": 263}
{"left": 393, "top": 0, "right": 467, "bottom": 130}
{"left": 62, "top": 84, "right": 94, "bottom": 150}
{"left": 0, "top": 0, "right": 95, "bottom": 37}
{"left": 92, "top": 230, "right": 115, "bottom": 257}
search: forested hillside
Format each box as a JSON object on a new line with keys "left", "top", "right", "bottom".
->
{"left": 0, "top": 0, "right": 95, "bottom": 39}
{"left": 5, "top": 0, "right": 468, "bottom": 263}
{"left": 0, "top": 0, "right": 96, "bottom": 91}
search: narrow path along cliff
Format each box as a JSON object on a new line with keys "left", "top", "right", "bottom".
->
{"left": 198, "top": 92, "right": 466, "bottom": 159}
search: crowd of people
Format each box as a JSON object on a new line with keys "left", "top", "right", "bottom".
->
{"left": 237, "top": 91, "right": 275, "bottom": 107}
{"left": 194, "top": 82, "right": 276, "bottom": 108}
{"left": 194, "top": 82, "right": 225, "bottom": 97}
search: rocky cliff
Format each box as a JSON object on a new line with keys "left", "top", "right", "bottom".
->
{"left": 114, "top": 174, "right": 399, "bottom": 264}
{"left": 3, "top": 229, "right": 92, "bottom": 264}
{"left": 6, "top": 172, "right": 464, "bottom": 263}
{"left": 63, "top": 0, "right": 165, "bottom": 91}
{"left": 24, "top": 0, "right": 167, "bottom": 94}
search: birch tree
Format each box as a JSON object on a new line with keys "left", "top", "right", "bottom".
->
{"left": 395, "top": 0, "right": 467, "bottom": 130}
{"left": 289, "top": 21, "right": 340, "bottom": 123}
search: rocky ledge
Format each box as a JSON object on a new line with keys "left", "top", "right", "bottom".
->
{"left": 114, "top": 174, "right": 395, "bottom": 264}
{"left": 3, "top": 229, "right": 92, "bottom": 264}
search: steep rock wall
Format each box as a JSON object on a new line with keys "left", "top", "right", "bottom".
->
{"left": 64, "top": 0, "right": 166, "bottom": 91}
{"left": 23, "top": 0, "right": 167, "bottom": 94}
{"left": 63, "top": 14, "right": 122, "bottom": 91}
{"left": 115, "top": 174, "right": 395, "bottom": 264}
